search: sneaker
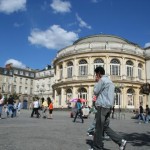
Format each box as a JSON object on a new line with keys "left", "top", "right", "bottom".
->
{"left": 87, "top": 132, "right": 93, "bottom": 137}
{"left": 103, "top": 135, "right": 110, "bottom": 140}
{"left": 119, "top": 139, "right": 127, "bottom": 150}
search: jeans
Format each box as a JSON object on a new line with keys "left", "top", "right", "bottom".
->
{"left": 87, "top": 118, "right": 96, "bottom": 134}
{"left": 93, "top": 107, "right": 122, "bottom": 150}
{"left": 31, "top": 108, "right": 40, "bottom": 118}
{"left": 0, "top": 105, "right": 3, "bottom": 117}
{"left": 145, "top": 115, "right": 150, "bottom": 123}
{"left": 7, "top": 104, "right": 14, "bottom": 117}
{"left": 73, "top": 109, "right": 84, "bottom": 123}
{"left": 138, "top": 113, "right": 145, "bottom": 122}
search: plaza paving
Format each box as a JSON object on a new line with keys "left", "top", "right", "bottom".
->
{"left": 0, "top": 110, "right": 150, "bottom": 150}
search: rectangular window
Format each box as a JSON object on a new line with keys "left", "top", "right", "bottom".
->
{"left": 4, "top": 70, "right": 7, "bottom": 74}
{"left": 25, "top": 79, "right": 28, "bottom": 84}
{"left": 127, "top": 94, "right": 134, "bottom": 106}
{"left": 14, "top": 77, "right": 17, "bottom": 82}
{"left": 94, "top": 64, "right": 104, "bottom": 70}
{"left": 14, "top": 70, "right": 18, "bottom": 74}
{"left": 25, "top": 87, "right": 27, "bottom": 94}
{"left": 20, "top": 71, "right": 23, "bottom": 75}
{"left": 13, "top": 85, "right": 16, "bottom": 93}
{"left": 30, "top": 88, "right": 33, "bottom": 94}
{"left": 25, "top": 72, "right": 29, "bottom": 76}
{"left": 110, "top": 65, "right": 120, "bottom": 75}
{"left": 19, "top": 86, "right": 22, "bottom": 93}
{"left": 20, "top": 78, "right": 22, "bottom": 83}
{"left": 60, "top": 69, "right": 63, "bottom": 79}
{"left": 31, "top": 80, "right": 33, "bottom": 85}
{"left": 67, "top": 66, "right": 73, "bottom": 78}
{"left": 79, "top": 65, "right": 88, "bottom": 76}
{"left": 8, "top": 84, "right": 11, "bottom": 93}
{"left": 126, "top": 65, "right": 133, "bottom": 77}
{"left": 30, "top": 73, "right": 34, "bottom": 77}
{"left": 138, "top": 68, "right": 142, "bottom": 79}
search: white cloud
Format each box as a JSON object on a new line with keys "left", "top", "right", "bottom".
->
{"left": 76, "top": 13, "right": 91, "bottom": 29}
{"left": 50, "top": 0, "right": 71, "bottom": 13}
{"left": 5, "top": 59, "right": 26, "bottom": 69}
{"left": 144, "top": 42, "right": 150, "bottom": 48}
{"left": 28, "top": 25, "right": 79, "bottom": 50}
{"left": 0, "top": 0, "right": 26, "bottom": 14}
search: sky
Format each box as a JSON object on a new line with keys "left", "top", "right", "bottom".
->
{"left": 0, "top": 0, "right": 150, "bottom": 70}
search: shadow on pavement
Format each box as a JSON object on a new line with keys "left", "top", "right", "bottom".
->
{"left": 122, "top": 132, "right": 150, "bottom": 147}
{"left": 86, "top": 139, "right": 110, "bottom": 150}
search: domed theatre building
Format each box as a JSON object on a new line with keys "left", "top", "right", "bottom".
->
{"left": 53, "top": 34, "right": 150, "bottom": 110}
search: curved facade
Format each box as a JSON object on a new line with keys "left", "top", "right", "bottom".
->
{"left": 53, "top": 34, "right": 148, "bottom": 110}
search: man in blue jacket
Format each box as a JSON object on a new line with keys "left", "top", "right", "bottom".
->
{"left": 90, "top": 66, "right": 127, "bottom": 150}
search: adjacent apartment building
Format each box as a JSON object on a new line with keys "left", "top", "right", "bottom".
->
{"left": 0, "top": 64, "right": 54, "bottom": 108}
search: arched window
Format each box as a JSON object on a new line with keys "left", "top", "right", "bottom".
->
{"left": 78, "top": 87, "right": 87, "bottom": 101}
{"left": 114, "top": 87, "right": 121, "bottom": 107}
{"left": 126, "top": 60, "right": 133, "bottom": 77}
{"left": 67, "top": 61, "right": 73, "bottom": 78}
{"left": 66, "top": 89, "right": 72, "bottom": 103}
{"left": 110, "top": 59, "right": 120, "bottom": 75}
{"left": 138, "top": 63, "right": 143, "bottom": 79}
{"left": 59, "top": 65, "right": 63, "bottom": 79}
{"left": 127, "top": 88, "right": 135, "bottom": 108}
{"left": 94, "top": 58, "right": 104, "bottom": 69}
{"left": 79, "top": 59, "right": 88, "bottom": 76}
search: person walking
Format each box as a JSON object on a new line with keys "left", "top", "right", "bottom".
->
{"left": 31, "top": 97, "right": 40, "bottom": 118}
{"left": 0, "top": 94, "right": 4, "bottom": 119}
{"left": 90, "top": 66, "right": 126, "bottom": 150}
{"left": 73, "top": 99, "right": 84, "bottom": 123}
{"left": 145, "top": 104, "right": 150, "bottom": 123}
{"left": 42, "top": 98, "right": 48, "bottom": 118}
{"left": 138, "top": 102, "right": 145, "bottom": 124}
{"left": 7, "top": 95, "right": 14, "bottom": 118}
{"left": 17, "top": 100, "right": 22, "bottom": 114}
{"left": 48, "top": 97, "right": 53, "bottom": 119}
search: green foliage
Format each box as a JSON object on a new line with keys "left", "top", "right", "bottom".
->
{"left": 12, "top": 93, "right": 19, "bottom": 100}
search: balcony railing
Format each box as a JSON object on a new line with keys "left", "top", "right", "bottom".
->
{"left": 56, "top": 74, "right": 145, "bottom": 83}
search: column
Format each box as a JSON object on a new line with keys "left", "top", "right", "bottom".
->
{"left": 134, "top": 60, "right": 138, "bottom": 81}
{"left": 134, "top": 88, "right": 139, "bottom": 109}
{"left": 105, "top": 55, "right": 110, "bottom": 75}
{"left": 56, "top": 65, "right": 59, "bottom": 82}
{"left": 122, "top": 87, "right": 126, "bottom": 109}
{"left": 121, "top": 57, "right": 126, "bottom": 79}
{"left": 63, "top": 62, "right": 67, "bottom": 79}
{"left": 73, "top": 59, "right": 78, "bottom": 79}
{"left": 54, "top": 89, "right": 57, "bottom": 108}
{"left": 88, "top": 85, "right": 93, "bottom": 107}
{"left": 61, "top": 88, "right": 64, "bottom": 107}
{"left": 89, "top": 57, "right": 94, "bottom": 79}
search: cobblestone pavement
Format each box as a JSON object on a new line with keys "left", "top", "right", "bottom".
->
{"left": 0, "top": 110, "right": 150, "bottom": 150}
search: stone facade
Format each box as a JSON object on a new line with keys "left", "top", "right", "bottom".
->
{"left": 52, "top": 34, "right": 150, "bottom": 110}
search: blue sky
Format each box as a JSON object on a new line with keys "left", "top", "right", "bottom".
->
{"left": 0, "top": 0, "right": 150, "bottom": 70}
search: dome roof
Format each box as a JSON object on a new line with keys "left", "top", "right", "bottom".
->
{"left": 73, "top": 34, "right": 138, "bottom": 46}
